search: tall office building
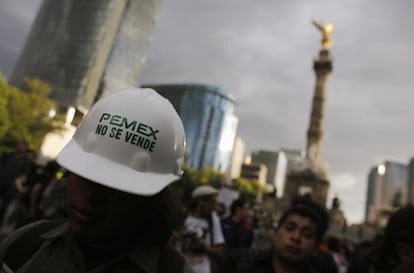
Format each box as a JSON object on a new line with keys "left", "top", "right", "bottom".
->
{"left": 228, "top": 136, "right": 245, "bottom": 179}
{"left": 95, "top": 0, "right": 161, "bottom": 100}
{"left": 280, "top": 149, "right": 303, "bottom": 164}
{"left": 366, "top": 161, "right": 408, "bottom": 225}
{"left": 11, "top": 0, "right": 160, "bottom": 110}
{"left": 408, "top": 157, "right": 414, "bottom": 204}
{"left": 251, "top": 150, "right": 288, "bottom": 197}
{"left": 145, "top": 84, "right": 238, "bottom": 172}
{"left": 365, "top": 166, "right": 382, "bottom": 222}
{"left": 382, "top": 161, "right": 408, "bottom": 207}
{"left": 240, "top": 163, "right": 268, "bottom": 202}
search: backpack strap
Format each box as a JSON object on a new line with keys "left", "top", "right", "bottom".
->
{"left": 4, "top": 219, "right": 66, "bottom": 272}
{"left": 157, "top": 243, "right": 185, "bottom": 273}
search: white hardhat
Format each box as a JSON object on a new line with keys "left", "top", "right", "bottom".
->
{"left": 192, "top": 185, "right": 219, "bottom": 199}
{"left": 57, "top": 87, "right": 186, "bottom": 196}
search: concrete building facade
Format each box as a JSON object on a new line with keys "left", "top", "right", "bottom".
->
{"left": 366, "top": 161, "right": 408, "bottom": 226}
{"left": 251, "top": 150, "right": 288, "bottom": 197}
{"left": 228, "top": 136, "right": 245, "bottom": 180}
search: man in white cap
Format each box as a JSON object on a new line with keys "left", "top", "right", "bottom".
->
{"left": 0, "top": 88, "right": 195, "bottom": 273}
{"left": 180, "top": 185, "right": 225, "bottom": 273}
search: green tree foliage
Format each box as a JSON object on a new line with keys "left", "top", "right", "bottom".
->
{"left": 170, "top": 166, "right": 225, "bottom": 206}
{"left": 230, "top": 177, "right": 267, "bottom": 202}
{"left": 0, "top": 75, "right": 10, "bottom": 139}
{"left": 0, "top": 76, "right": 65, "bottom": 153}
{"left": 171, "top": 166, "right": 267, "bottom": 205}
{"left": 195, "top": 167, "right": 225, "bottom": 188}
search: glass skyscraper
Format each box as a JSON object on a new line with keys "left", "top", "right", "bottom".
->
{"left": 365, "top": 161, "right": 408, "bottom": 223}
{"left": 95, "top": 0, "right": 161, "bottom": 100}
{"left": 11, "top": 0, "right": 160, "bottom": 110}
{"left": 382, "top": 161, "right": 408, "bottom": 207}
{"left": 144, "top": 84, "right": 238, "bottom": 172}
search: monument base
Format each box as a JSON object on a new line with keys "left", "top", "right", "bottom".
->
{"left": 284, "top": 163, "right": 330, "bottom": 206}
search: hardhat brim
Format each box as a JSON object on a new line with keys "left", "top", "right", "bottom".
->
{"left": 56, "top": 139, "right": 180, "bottom": 196}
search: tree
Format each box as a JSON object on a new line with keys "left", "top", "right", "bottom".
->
{"left": 230, "top": 177, "right": 268, "bottom": 203}
{"left": 0, "top": 76, "right": 65, "bottom": 153}
{"left": 170, "top": 165, "right": 268, "bottom": 205}
{"left": 194, "top": 166, "right": 225, "bottom": 188}
{"left": 0, "top": 75, "right": 10, "bottom": 139}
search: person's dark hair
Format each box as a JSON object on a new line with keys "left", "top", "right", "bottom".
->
{"left": 45, "top": 160, "right": 60, "bottom": 173}
{"left": 217, "top": 202, "right": 226, "bottom": 216}
{"left": 370, "top": 206, "right": 414, "bottom": 273}
{"left": 384, "top": 205, "right": 414, "bottom": 251}
{"left": 277, "top": 196, "right": 329, "bottom": 241}
{"left": 141, "top": 186, "right": 186, "bottom": 243}
{"left": 230, "top": 199, "right": 247, "bottom": 216}
{"left": 326, "top": 236, "right": 341, "bottom": 252}
{"left": 188, "top": 192, "right": 215, "bottom": 212}
{"left": 16, "top": 141, "right": 28, "bottom": 153}
{"left": 357, "top": 240, "right": 373, "bottom": 249}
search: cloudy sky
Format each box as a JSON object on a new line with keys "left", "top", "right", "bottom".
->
{"left": 1, "top": 0, "right": 414, "bottom": 223}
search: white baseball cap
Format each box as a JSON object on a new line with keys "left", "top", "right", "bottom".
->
{"left": 192, "top": 185, "right": 219, "bottom": 198}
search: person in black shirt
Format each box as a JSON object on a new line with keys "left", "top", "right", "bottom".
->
{"left": 221, "top": 199, "right": 253, "bottom": 254}
{"left": 237, "top": 197, "right": 329, "bottom": 273}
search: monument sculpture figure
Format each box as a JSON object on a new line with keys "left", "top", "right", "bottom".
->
{"left": 312, "top": 20, "right": 335, "bottom": 49}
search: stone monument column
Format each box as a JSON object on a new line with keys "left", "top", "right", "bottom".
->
{"left": 306, "top": 49, "right": 333, "bottom": 161}
{"left": 283, "top": 21, "right": 334, "bottom": 206}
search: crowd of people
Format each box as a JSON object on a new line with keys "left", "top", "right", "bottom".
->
{"left": 171, "top": 187, "right": 414, "bottom": 273}
{"left": 0, "top": 143, "right": 66, "bottom": 235}
{"left": 0, "top": 87, "right": 413, "bottom": 273}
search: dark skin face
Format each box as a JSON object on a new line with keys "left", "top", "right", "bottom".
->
{"left": 197, "top": 195, "right": 217, "bottom": 218}
{"left": 272, "top": 214, "right": 318, "bottom": 265}
{"left": 66, "top": 173, "right": 148, "bottom": 250}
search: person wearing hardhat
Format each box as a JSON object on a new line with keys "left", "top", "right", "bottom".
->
{"left": 179, "top": 185, "right": 225, "bottom": 273}
{"left": 0, "top": 88, "right": 195, "bottom": 273}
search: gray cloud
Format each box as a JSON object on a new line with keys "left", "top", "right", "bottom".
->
{"left": 0, "top": 0, "right": 42, "bottom": 77}
{"left": 141, "top": 0, "right": 414, "bottom": 222}
{"left": 1, "top": 0, "right": 413, "bottom": 223}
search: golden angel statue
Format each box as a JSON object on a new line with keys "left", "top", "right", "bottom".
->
{"left": 312, "top": 20, "right": 335, "bottom": 49}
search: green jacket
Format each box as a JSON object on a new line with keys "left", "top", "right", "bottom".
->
{"left": 0, "top": 220, "right": 195, "bottom": 273}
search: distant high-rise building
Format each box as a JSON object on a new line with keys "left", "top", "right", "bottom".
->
{"left": 240, "top": 163, "right": 267, "bottom": 202}
{"left": 95, "top": 0, "right": 161, "bottom": 100}
{"left": 365, "top": 166, "right": 382, "bottom": 222}
{"left": 240, "top": 163, "right": 268, "bottom": 184}
{"left": 408, "top": 157, "right": 414, "bottom": 205}
{"left": 11, "top": 0, "right": 160, "bottom": 110}
{"left": 251, "top": 150, "right": 279, "bottom": 185}
{"left": 228, "top": 136, "right": 245, "bottom": 179}
{"left": 145, "top": 84, "right": 238, "bottom": 172}
{"left": 382, "top": 161, "right": 408, "bottom": 207}
{"left": 251, "top": 150, "right": 288, "bottom": 197}
{"left": 280, "top": 149, "right": 303, "bottom": 162}
{"left": 366, "top": 161, "right": 408, "bottom": 225}
{"left": 280, "top": 149, "right": 307, "bottom": 199}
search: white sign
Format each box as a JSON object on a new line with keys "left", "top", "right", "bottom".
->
{"left": 217, "top": 187, "right": 240, "bottom": 207}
